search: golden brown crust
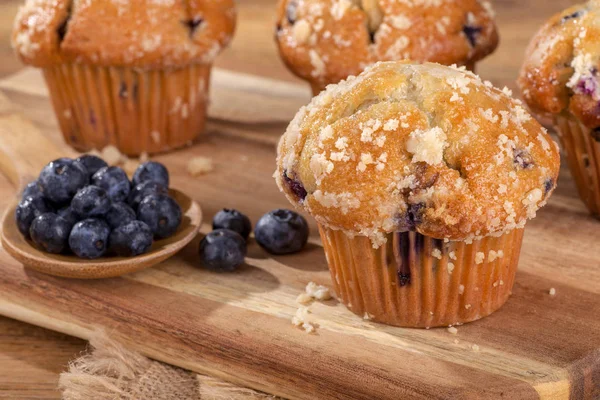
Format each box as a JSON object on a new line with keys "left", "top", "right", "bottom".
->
{"left": 275, "top": 0, "right": 498, "bottom": 89}
{"left": 12, "top": 0, "right": 236, "bottom": 69}
{"left": 275, "top": 62, "right": 560, "bottom": 246}
{"left": 518, "top": 0, "right": 600, "bottom": 129}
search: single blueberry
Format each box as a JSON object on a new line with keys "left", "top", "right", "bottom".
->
{"left": 71, "top": 185, "right": 112, "bottom": 219}
{"left": 38, "top": 158, "right": 88, "bottom": 204}
{"left": 92, "top": 166, "right": 130, "bottom": 203}
{"left": 137, "top": 194, "right": 182, "bottom": 239}
{"left": 76, "top": 154, "right": 108, "bottom": 180}
{"left": 132, "top": 161, "right": 169, "bottom": 188}
{"left": 15, "top": 196, "right": 53, "bottom": 238}
{"left": 514, "top": 148, "right": 534, "bottom": 169}
{"left": 128, "top": 181, "right": 169, "bottom": 210}
{"left": 105, "top": 202, "right": 136, "bottom": 229}
{"left": 68, "top": 218, "right": 110, "bottom": 259}
{"left": 109, "top": 220, "right": 153, "bottom": 257}
{"left": 212, "top": 209, "right": 252, "bottom": 240}
{"left": 57, "top": 206, "right": 79, "bottom": 228}
{"left": 199, "top": 229, "right": 247, "bottom": 272}
{"left": 29, "top": 213, "right": 72, "bottom": 254}
{"left": 544, "top": 178, "right": 555, "bottom": 196}
{"left": 254, "top": 209, "right": 309, "bottom": 255}
{"left": 22, "top": 181, "right": 43, "bottom": 200}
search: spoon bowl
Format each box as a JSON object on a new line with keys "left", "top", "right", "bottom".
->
{"left": 1, "top": 189, "right": 202, "bottom": 279}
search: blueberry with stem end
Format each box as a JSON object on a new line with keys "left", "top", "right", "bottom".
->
{"left": 92, "top": 166, "right": 131, "bottom": 203}
{"left": 29, "top": 213, "right": 72, "bottom": 254}
{"left": 109, "top": 220, "right": 153, "bottom": 257}
{"left": 38, "top": 158, "right": 88, "bottom": 204}
{"left": 15, "top": 196, "right": 53, "bottom": 238}
{"left": 71, "top": 185, "right": 111, "bottom": 219}
{"left": 212, "top": 209, "right": 252, "bottom": 240}
{"left": 199, "top": 229, "right": 247, "bottom": 272}
{"left": 69, "top": 218, "right": 110, "bottom": 259}
{"left": 132, "top": 161, "right": 169, "bottom": 187}
{"left": 254, "top": 209, "right": 309, "bottom": 255}
{"left": 137, "top": 194, "right": 182, "bottom": 239}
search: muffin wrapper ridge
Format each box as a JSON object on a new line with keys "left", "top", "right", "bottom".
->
{"left": 42, "top": 63, "right": 211, "bottom": 156}
{"left": 319, "top": 226, "right": 524, "bottom": 328}
{"left": 308, "top": 61, "right": 476, "bottom": 96}
{"left": 554, "top": 113, "right": 600, "bottom": 218}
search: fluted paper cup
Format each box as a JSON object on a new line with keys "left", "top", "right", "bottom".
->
{"left": 319, "top": 226, "right": 524, "bottom": 328}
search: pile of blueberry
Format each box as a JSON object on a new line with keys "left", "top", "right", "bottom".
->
{"left": 15, "top": 156, "right": 182, "bottom": 259}
{"left": 200, "top": 208, "right": 309, "bottom": 271}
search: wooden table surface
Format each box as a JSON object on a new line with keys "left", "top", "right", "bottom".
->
{"left": 0, "top": 0, "right": 580, "bottom": 398}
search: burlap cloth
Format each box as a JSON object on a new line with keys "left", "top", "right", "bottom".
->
{"left": 59, "top": 332, "right": 278, "bottom": 400}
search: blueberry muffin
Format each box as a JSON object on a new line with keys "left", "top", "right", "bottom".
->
{"left": 519, "top": 1, "right": 600, "bottom": 218}
{"left": 275, "top": 61, "right": 560, "bottom": 328}
{"left": 12, "top": 0, "right": 236, "bottom": 155}
{"left": 275, "top": 0, "right": 498, "bottom": 95}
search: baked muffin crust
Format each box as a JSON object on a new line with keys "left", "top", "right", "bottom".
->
{"left": 518, "top": 0, "right": 600, "bottom": 129}
{"left": 276, "top": 62, "right": 560, "bottom": 246}
{"left": 275, "top": 0, "right": 498, "bottom": 89}
{"left": 12, "top": 0, "right": 236, "bottom": 68}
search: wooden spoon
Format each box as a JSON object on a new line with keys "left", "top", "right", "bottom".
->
{"left": 0, "top": 113, "right": 202, "bottom": 279}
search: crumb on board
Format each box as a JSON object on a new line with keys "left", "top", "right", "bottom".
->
{"left": 305, "top": 281, "right": 332, "bottom": 301}
{"left": 291, "top": 307, "right": 315, "bottom": 334}
{"left": 101, "top": 145, "right": 126, "bottom": 165}
{"left": 296, "top": 293, "right": 312, "bottom": 305}
{"left": 471, "top": 344, "right": 480, "bottom": 352}
{"left": 453, "top": 339, "right": 460, "bottom": 345}
{"left": 447, "top": 326, "right": 458, "bottom": 335}
{"left": 188, "top": 156, "right": 214, "bottom": 176}
{"left": 549, "top": 288, "right": 556, "bottom": 296}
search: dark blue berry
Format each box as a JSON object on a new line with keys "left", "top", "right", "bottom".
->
{"left": 514, "top": 148, "right": 534, "bottom": 169}
{"left": 29, "top": 213, "right": 71, "bottom": 254}
{"left": 76, "top": 154, "right": 108, "bottom": 180}
{"left": 71, "top": 185, "right": 111, "bottom": 218}
{"left": 105, "top": 202, "right": 136, "bottom": 229}
{"left": 132, "top": 161, "right": 169, "bottom": 187}
{"left": 109, "top": 220, "right": 153, "bottom": 257}
{"left": 68, "top": 218, "right": 110, "bottom": 259}
{"left": 38, "top": 158, "right": 88, "bottom": 204}
{"left": 254, "top": 209, "right": 309, "bottom": 255}
{"left": 22, "top": 181, "right": 43, "bottom": 200}
{"left": 199, "top": 229, "right": 247, "bottom": 271}
{"left": 128, "top": 181, "right": 168, "bottom": 210}
{"left": 182, "top": 17, "right": 203, "bottom": 37}
{"left": 561, "top": 9, "right": 586, "bottom": 23}
{"left": 137, "top": 194, "right": 182, "bottom": 239}
{"left": 92, "top": 166, "right": 130, "bottom": 203}
{"left": 283, "top": 171, "right": 307, "bottom": 201}
{"left": 57, "top": 206, "right": 79, "bottom": 228}
{"left": 463, "top": 25, "right": 482, "bottom": 47}
{"left": 15, "top": 196, "right": 53, "bottom": 238}
{"left": 212, "top": 209, "right": 252, "bottom": 240}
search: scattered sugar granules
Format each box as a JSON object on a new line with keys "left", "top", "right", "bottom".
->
{"left": 187, "top": 156, "right": 214, "bottom": 176}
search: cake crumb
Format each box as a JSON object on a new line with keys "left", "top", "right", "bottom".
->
{"left": 447, "top": 263, "right": 455, "bottom": 274}
{"left": 292, "top": 306, "right": 314, "bottom": 333}
{"left": 139, "top": 152, "right": 149, "bottom": 163}
{"left": 549, "top": 288, "right": 556, "bottom": 296}
{"left": 101, "top": 145, "right": 126, "bottom": 165}
{"left": 431, "top": 248, "right": 442, "bottom": 260}
{"left": 475, "top": 252, "right": 485, "bottom": 264}
{"left": 459, "top": 284, "right": 465, "bottom": 295}
{"left": 296, "top": 293, "right": 312, "bottom": 305}
{"left": 188, "top": 156, "right": 214, "bottom": 176}
{"left": 305, "top": 282, "right": 332, "bottom": 301}
{"left": 447, "top": 326, "right": 458, "bottom": 335}
{"left": 465, "top": 304, "right": 472, "bottom": 310}
{"left": 471, "top": 344, "right": 480, "bottom": 352}
{"left": 453, "top": 339, "right": 460, "bottom": 344}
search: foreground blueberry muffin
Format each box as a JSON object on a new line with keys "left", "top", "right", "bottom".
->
{"left": 12, "top": 0, "right": 236, "bottom": 155}
{"left": 275, "top": 0, "right": 498, "bottom": 95}
{"left": 275, "top": 61, "right": 560, "bottom": 327}
{"left": 519, "top": 0, "right": 600, "bottom": 218}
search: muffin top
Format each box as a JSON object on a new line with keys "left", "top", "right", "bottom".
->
{"left": 519, "top": 0, "right": 600, "bottom": 129}
{"left": 12, "top": 0, "right": 236, "bottom": 69}
{"left": 275, "top": 61, "right": 560, "bottom": 247}
{"left": 275, "top": 0, "right": 498, "bottom": 88}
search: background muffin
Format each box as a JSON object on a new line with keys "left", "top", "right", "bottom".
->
{"left": 275, "top": 0, "right": 498, "bottom": 94}
{"left": 519, "top": 0, "right": 600, "bottom": 218}
{"left": 276, "top": 61, "right": 560, "bottom": 327}
{"left": 12, "top": 0, "right": 236, "bottom": 156}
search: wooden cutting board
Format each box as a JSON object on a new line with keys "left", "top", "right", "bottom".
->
{"left": 0, "top": 68, "right": 598, "bottom": 400}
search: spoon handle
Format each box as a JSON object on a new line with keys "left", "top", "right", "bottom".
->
{"left": 0, "top": 113, "right": 69, "bottom": 193}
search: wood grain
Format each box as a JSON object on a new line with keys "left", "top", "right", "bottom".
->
{"left": 0, "top": 0, "right": 597, "bottom": 398}
{"left": 0, "top": 65, "right": 598, "bottom": 399}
